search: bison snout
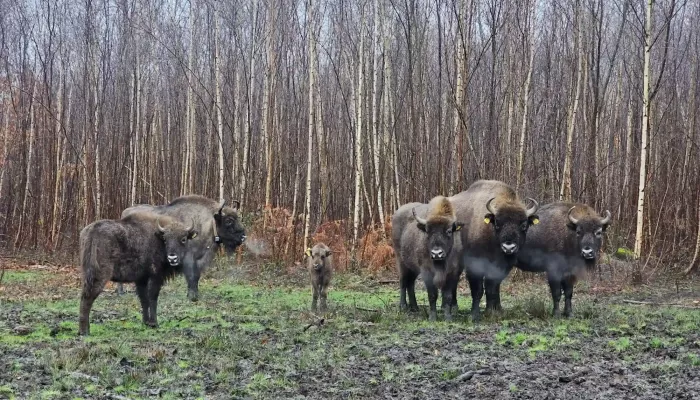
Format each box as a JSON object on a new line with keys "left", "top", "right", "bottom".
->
{"left": 167, "top": 254, "right": 180, "bottom": 266}
{"left": 501, "top": 242, "right": 518, "bottom": 255}
{"left": 430, "top": 248, "right": 446, "bottom": 260}
{"left": 313, "top": 263, "right": 322, "bottom": 270}
{"left": 581, "top": 247, "right": 595, "bottom": 259}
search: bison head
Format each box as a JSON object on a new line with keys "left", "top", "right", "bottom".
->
{"left": 413, "top": 197, "right": 464, "bottom": 262}
{"left": 214, "top": 200, "right": 247, "bottom": 253}
{"left": 483, "top": 197, "right": 539, "bottom": 256}
{"left": 306, "top": 245, "right": 332, "bottom": 271}
{"left": 567, "top": 206, "right": 611, "bottom": 261}
{"left": 156, "top": 216, "right": 197, "bottom": 267}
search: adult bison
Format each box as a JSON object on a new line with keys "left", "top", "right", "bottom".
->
{"left": 451, "top": 180, "right": 539, "bottom": 322}
{"left": 79, "top": 212, "right": 197, "bottom": 335}
{"left": 121, "top": 195, "right": 246, "bottom": 301}
{"left": 392, "top": 196, "right": 464, "bottom": 321}
{"left": 516, "top": 202, "right": 611, "bottom": 317}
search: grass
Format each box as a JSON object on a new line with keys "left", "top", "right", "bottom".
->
{"left": 0, "top": 262, "right": 698, "bottom": 398}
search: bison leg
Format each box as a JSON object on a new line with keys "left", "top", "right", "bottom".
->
{"left": 116, "top": 283, "right": 125, "bottom": 295}
{"left": 467, "top": 274, "right": 484, "bottom": 322}
{"left": 547, "top": 278, "right": 563, "bottom": 317}
{"left": 78, "top": 280, "right": 106, "bottom": 336}
{"left": 441, "top": 287, "right": 455, "bottom": 321}
{"left": 146, "top": 277, "right": 164, "bottom": 328}
{"left": 562, "top": 277, "right": 575, "bottom": 318}
{"left": 135, "top": 281, "right": 152, "bottom": 326}
{"left": 319, "top": 284, "right": 328, "bottom": 312}
{"left": 399, "top": 269, "right": 419, "bottom": 312}
{"left": 311, "top": 283, "right": 319, "bottom": 311}
{"left": 484, "top": 279, "right": 500, "bottom": 313}
{"left": 424, "top": 276, "right": 439, "bottom": 322}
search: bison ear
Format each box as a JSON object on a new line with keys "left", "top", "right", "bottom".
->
{"left": 154, "top": 231, "right": 165, "bottom": 240}
{"left": 483, "top": 214, "right": 495, "bottom": 225}
{"left": 453, "top": 222, "right": 464, "bottom": 231}
{"left": 188, "top": 230, "right": 198, "bottom": 239}
{"left": 416, "top": 220, "right": 427, "bottom": 232}
{"left": 304, "top": 248, "right": 312, "bottom": 258}
{"left": 326, "top": 249, "right": 332, "bottom": 257}
{"left": 528, "top": 214, "right": 540, "bottom": 226}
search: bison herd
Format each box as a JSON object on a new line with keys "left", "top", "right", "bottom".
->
{"left": 78, "top": 179, "right": 610, "bottom": 335}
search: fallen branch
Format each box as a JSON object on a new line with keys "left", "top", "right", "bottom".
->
{"left": 622, "top": 299, "right": 699, "bottom": 309}
{"left": 303, "top": 318, "right": 325, "bottom": 332}
{"left": 378, "top": 279, "right": 398, "bottom": 285}
{"left": 355, "top": 306, "right": 379, "bottom": 312}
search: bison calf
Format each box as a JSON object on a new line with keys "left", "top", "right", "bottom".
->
{"left": 78, "top": 212, "right": 197, "bottom": 335}
{"left": 306, "top": 243, "right": 333, "bottom": 312}
{"left": 392, "top": 196, "right": 464, "bottom": 321}
{"left": 516, "top": 202, "right": 611, "bottom": 317}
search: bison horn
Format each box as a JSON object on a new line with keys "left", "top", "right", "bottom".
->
{"left": 157, "top": 216, "right": 167, "bottom": 233}
{"left": 218, "top": 200, "right": 226, "bottom": 215}
{"left": 485, "top": 198, "right": 496, "bottom": 215}
{"left": 232, "top": 200, "right": 241, "bottom": 210}
{"left": 599, "top": 210, "right": 611, "bottom": 225}
{"left": 567, "top": 206, "right": 579, "bottom": 225}
{"left": 412, "top": 207, "right": 427, "bottom": 225}
{"left": 525, "top": 197, "right": 539, "bottom": 217}
{"left": 185, "top": 218, "right": 195, "bottom": 233}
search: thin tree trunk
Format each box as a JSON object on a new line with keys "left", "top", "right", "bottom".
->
{"left": 263, "top": 1, "right": 277, "bottom": 212}
{"left": 516, "top": 5, "right": 536, "bottom": 189}
{"left": 560, "top": 2, "right": 584, "bottom": 201}
{"left": 0, "top": 98, "right": 11, "bottom": 211}
{"left": 353, "top": 7, "right": 366, "bottom": 254}
{"left": 686, "top": 194, "right": 700, "bottom": 275}
{"left": 634, "top": 0, "right": 652, "bottom": 259}
{"left": 451, "top": 0, "right": 466, "bottom": 195}
{"left": 184, "top": 0, "right": 196, "bottom": 195}
{"left": 15, "top": 82, "right": 37, "bottom": 247}
{"left": 213, "top": 0, "right": 224, "bottom": 202}
{"left": 371, "top": 0, "right": 385, "bottom": 234}
{"left": 303, "top": 0, "right": 317, "bottom": 251}
{"left": 240, "top": 0, "right": 258, "bottom": 207}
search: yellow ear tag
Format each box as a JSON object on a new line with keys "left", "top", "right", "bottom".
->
{"left": 191, "top": 232, "right": 197, "bottom": 238}
{"left": 532, "top": 218, "right": 540, "bottom": 225}
{"left": 484, "top": 217, "right": 491, "bottom": 224}
{"left": 455, "top": 225, "right": 461, "bottom": 231}
{"left": 305, "top": 248, "right": 312, "bottom": 257}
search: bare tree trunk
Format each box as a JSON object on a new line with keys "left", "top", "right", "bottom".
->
{"left": 93, "top": 50, "right": 102, "bottom": 218}
{"left": 213, "top": 0, "right": 224, "bottom": 202}
{"left": 316, "top": 82, "right": 329, "bottom": 220}
{"left": 233, "top": 68, "right": 242, "bottom": 193}
{"left": 184, "top": 0, "right": 196, "bottom": 195}
{"left": 451, "top": 0, "right": 466, "bottom": 195}
{"left": 352, "top": 6, "right": 366, "bottom": 254}
{"left": 240, "top": 0, "right": 258, "bottom": 206}
{"left": 686, "top": 193, "right": 700, "bottom": 275}
{"left": 516, "top": 4, "right": 536, "bottom": 189}
{"left": 263, "top": 1, "right": 278, "bottom": 212}
{"left": 131, "top": 64, "right": 140, "bottom": 204}
{"left": 634, "top": 0, "right": 652, "bottom": 259}
{"left": 303, "top": 0, "right": 317, "bottom": 251}
{"left": 0, "top": 99, "right": 10, "bottom": 209}
{"left": 371, "top": 0, "right": 386, "bottom": 234}
{"left": 619, "top": 96, "right": 633, "bottom": 220}
{"left": 560, "top": 1, "right": 584, "bottom": 201}
{"left": 15, "top": 82, "right": 37, "bottom": 247}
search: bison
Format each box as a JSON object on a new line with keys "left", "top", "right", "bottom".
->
{"left": 451, "top": 180, "right": 539, "bottom": 322}
{"left": 305, "top": 243, "right": 333, "bottom": 312}
{"left": 392, "top": 196, "right": 464, "bottom": 321}
{"left": 516, "top": 202, "right": 611, "bottom": 317}
{"left": 78, "top": 212, "right": 197, "bottom": 335}
{"left": 121, "top": 195, "right": 246, "bottom": 301}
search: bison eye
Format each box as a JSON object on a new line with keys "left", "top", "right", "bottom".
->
{"left": 446, "top": 228, "right": 453, "bottom": 235}
{"left": 595, "top": 229, "right": 603, "bottom": 238}
{"left": 181, "top": 237, "right": 187, "bottom": 244}
{"left": 520, "top": 222, "right": 528, "bottom": 231}
{"left": 225, "top": 219, "right": 233, "bottom": 226}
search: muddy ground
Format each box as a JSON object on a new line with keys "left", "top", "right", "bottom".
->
{"left": 0, "top": 260, "right": 698, "bottom": 399}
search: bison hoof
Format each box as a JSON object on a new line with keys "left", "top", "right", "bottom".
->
{"left": 428, "top": 311, "right": 437, "bottom": 322}
{"left": 445, "top": 313, "right": 453, "bottom": 322}
{"left": 145, "top": 321, "right": 158, "bottom": 328}
{"left": 187, "top": 290, "right": 199, "bottom": 302}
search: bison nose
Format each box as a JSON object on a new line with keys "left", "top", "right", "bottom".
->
{"left": 430, "top": 248, "right": 446, "bottom": 260}
{"left": 241, "top": 235, "right": 247, "bottom": 242}
{"left": 582, "top": 247, "right": 595, "bottom": 259}
{"left": 314, "top": 263, "right": 322, "bottom": 270}
{"left": 501, "top": 242, "right": 518, "bottom": 254}
{"left": 167, "top": 254, "right": 179, "bottom": 266}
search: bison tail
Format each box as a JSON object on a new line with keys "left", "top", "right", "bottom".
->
{"left": 80, "top": 232, "right": 98, "bottom": 289}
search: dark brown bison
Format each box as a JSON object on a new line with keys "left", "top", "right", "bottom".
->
{"left": 451, "top": 180, "right": 539, "bottom": 322}
{"left": 392, "top": 196, "right": 465, "bottom": 321}
{"left": 305, "top": 243, "right": 333, "bottom": 312}
{"left": 516, "top": 202, "right": 611, "bottom": 317}
{"left": 121, "top": 195, "right": 246, "bottom": 301}
{"left": 78, "top": 212, "right": 197, "bottom": 335}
